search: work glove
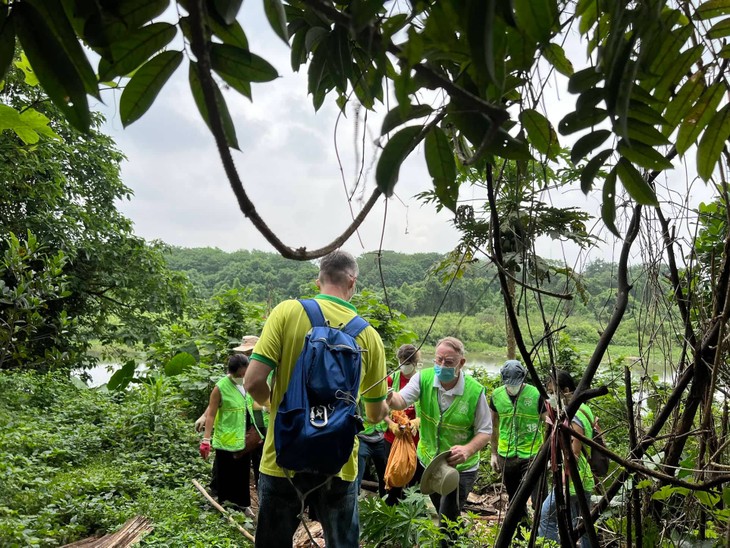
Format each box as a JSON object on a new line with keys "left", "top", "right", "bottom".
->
{"left": 387, "top": 421, "right": 401, "bottom": 436}
{"left": 194, "top": 414, "right": 206, "bottom": 432}
{"left": 199, "top": 440, "right": 211, "bottom": 460}
{"left": 409, "top": 417, "right": 421, "bottom": 436}
{"left": 490, "top": 453, "right": 501, "bottom": 473}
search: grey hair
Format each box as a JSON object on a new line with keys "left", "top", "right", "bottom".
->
{"left": 435, "top": 336, "right": 465, "bottom": 356}
{"left": 318, "top": 250, "right": 359, "bottom": 286}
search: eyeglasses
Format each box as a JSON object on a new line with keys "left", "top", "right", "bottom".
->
{"left": 433, "top": 355, "right": 458, "bottom": 367}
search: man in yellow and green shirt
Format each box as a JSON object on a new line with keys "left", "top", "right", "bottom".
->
{"left": 245, "top": 250, "right": 388, "bottom": 548}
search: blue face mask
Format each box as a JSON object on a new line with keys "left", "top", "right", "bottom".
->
{"left": 433, "top": 364, "right": 456, "bottom": 383}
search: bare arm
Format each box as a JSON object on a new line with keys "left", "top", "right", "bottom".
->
{"left": 364, "top": 399, "right": 389, "bottom": 423}
{"left": 387, "top": 390, "right": 406, "bottom": 410}
{"left": 203, "top": 386, "right": 221, "bottom": 441}
{"left": 244, "top": 359, "right": 272, "bottom": 406}
{"left": 571, "top": 421, "right": 584, "bottom": 460}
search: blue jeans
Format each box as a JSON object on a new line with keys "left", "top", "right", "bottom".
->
{"left": 357, "top": 437, "right": 387, "bottom": 496}
{"left": 255, "top": 472, "right": 359, "bottom": 547}
{"left": 538, "top": 489, "right": 593, "bottom": 548}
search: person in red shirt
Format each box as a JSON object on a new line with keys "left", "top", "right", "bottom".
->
{"left": 384, "top": 344, "right": 422, "bottom": 505}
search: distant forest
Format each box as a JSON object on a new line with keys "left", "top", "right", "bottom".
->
{"left": 165, "top": 248, "right": 662, "bottom": 353}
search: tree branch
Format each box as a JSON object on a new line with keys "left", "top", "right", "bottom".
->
{"left": 188, "top": 0, "right": 382, "bottom": 260}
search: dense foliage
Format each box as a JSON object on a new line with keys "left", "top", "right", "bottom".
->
{"left": 0, "top": 370, "right": 253, "bottom": 547}
{"left": 0, "top": 62, "right": 189, "bottom": 371}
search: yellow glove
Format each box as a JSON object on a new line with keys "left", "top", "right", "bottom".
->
{"left": 388, "top": 421, "right": 401, "bottom": 436}
{"left": 409, "top": 417, "right": 421, "bottom": 436}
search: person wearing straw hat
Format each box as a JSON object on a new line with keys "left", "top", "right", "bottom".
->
{"left": 244, "top": 250, "right": 389, "bottom": 548}
{"left": 489, "top": 359, "right": 546, "bottom": 529}
{"left": 194, "top": 335, "right": 262, "bottom": 433}
{"left": 387, "top": 336, "right": 491, "bottom": 544}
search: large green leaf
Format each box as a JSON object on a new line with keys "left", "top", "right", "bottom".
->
{"left": 381, "top": 104, "right": 433, "bottom": 135}
{"left": 601, "top": 168, "right": 620, "bottom": 237}
{"left": 213, "top": 0, "right": 243, "bottom": 25}
{"left": 616, "top": 158, "right": 658, "bottom": 206}
{"left": 15, "top": 3, "right": 90, "bottom": 131}
{"left": 568, "top": 67, "right": 602, "bottom": 93}
{"left": 327, "top": 27, "right": 352, "bottom": 92}
{"left": 108, "top": 360, "right": 136, "bottom": 391}
{"left": 210, "top": 44, "right": 279, "bottom": 83}
{"left": 627, "top": 102, "right": 667, "bottom": 126}
{"left": 558, "top": 108, "right": 608, "bottom": 135}
{"left": 708, "top": 18, "right": 730, "bottom": 38}
{"left": 307, "top": 45, "right": 329, "bottom": 110}
{"left": 571, "top": 130, "right": 611, "bottom": 165}
{"left": 580, "top": 149, "right": 612, "bottom": 194}
{"left": 618, "top": 140, "right": 674, "bottom": 172}
{"left": 264, "top": 0, "right": 289, "bottom": 44}
{"left": 376, "top": 125, "right": 423, "bottom": 196}
{"left": 466, "top": 0, "right": 496, "bottom": 85}
{"left": 653, "top": 45, "right": 703, "bottom": 103}
{"left": 676, "top": 82, "right": 725, "bottom": 155}
{"left": 425, "top": 126, "right": 458, "bottom": 212}
{"left": 164, "top": 352, "right": 197, "bottom": 376}
{"left": 542, "top": 42, "right": 574, "bottom": 76}
{"left": 513, "top": 0, "right": 557, "bottom": 43}
{"left": 625, "top": 119, "right": 671, "bottom": 146}
{"left": 520, "top": 108, "right": 559, "bottom": 158}
{"left": 662, "top": 72, "right": 705, "bottom": 132}
{"left": 696, "top": 0, "right": 730, "bottom": 20}
{"left": 89, "top": 0, "right": 168, "bottom": 46}
{"left": 26, "top": 0, "right": 98, "bottom": 98}
{"left": 99, "top": 22, "right": 177, "bottom": 81}
{"left": 0, "top": 5, "right": 15, "bottom": 81}
{"left": 697, "top": 103, "right": 730, "bottom": 181}
{"left": 120, "top": 50, "right": 183, "bottom": 127}
{"left": 189, "top": 60, "right": 240, "bottom": 150}
{"left": 207, "top": 16, "right": 249, "bottom": 49}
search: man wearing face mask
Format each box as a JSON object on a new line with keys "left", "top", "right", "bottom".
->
{"left": 489, "top": 359, "right": 546, "bottom": 528}
{"left": 388, "top": 337, "right": 491, "bottom": 539}
{"left": 383, "top": 344, "right": 422, "bottom": 505}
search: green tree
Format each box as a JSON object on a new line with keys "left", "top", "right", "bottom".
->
{"left": 0, "top": 60, "right": 188, "bottom": 370}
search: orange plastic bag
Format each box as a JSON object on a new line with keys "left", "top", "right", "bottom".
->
{"left": 384, "top": 412, "right": 417, "bottom": 489}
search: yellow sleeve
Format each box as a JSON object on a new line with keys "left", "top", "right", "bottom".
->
{"left": 360, "top": 326, "right": 387, "bottom": 402}
{"left": 250, "top": 300, "right": 293, "bottom": 369}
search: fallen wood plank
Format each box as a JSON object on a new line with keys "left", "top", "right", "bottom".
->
{"left": 61, "top": 516, "right": 152, "bottom": 547}
{"left": 192, "top": 478, "right": 256, "bottom": 544}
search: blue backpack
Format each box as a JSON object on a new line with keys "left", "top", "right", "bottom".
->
{"left": 274, "top": 299, "right": 368, "bottom": 475}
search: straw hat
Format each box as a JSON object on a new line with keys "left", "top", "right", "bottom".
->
{"left": 233, "top": 335, "right": 259, "bottom": 353}
{"left": 420, "top": 451, "right": 459, "bottom": 496}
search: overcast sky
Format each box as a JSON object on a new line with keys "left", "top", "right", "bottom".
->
{"left": 95, "top": 3, "right": 714, "bottom": 269}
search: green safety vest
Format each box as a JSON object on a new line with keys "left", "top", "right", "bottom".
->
{"left": 416, "top": 368, "right": 485, "bottom": 471}
{"left": 572, "top": 404, "right": 595, "bottom": 495}
{"left": 492, "top": 384, "right": 542, "bottom": 459}
{"left": 212, "top": 377, "right": 247, "bottom": 452}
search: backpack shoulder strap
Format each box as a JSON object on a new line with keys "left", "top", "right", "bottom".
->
{"left": 342, "top": 315, "right": 369, "bottom": 339}
{"left": 299, "top": 299, "right": 326, "bottom": 328}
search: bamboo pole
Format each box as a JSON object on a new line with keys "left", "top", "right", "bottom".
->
{"left": 192, "top": 479, "right": 256, "bottom": 543}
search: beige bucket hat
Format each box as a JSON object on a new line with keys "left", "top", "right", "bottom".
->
{"left": 233, "top": 335, "right": 259, "bottom": 353}
{"left": 420, "top": 451, "right": 459, "bottom": 496}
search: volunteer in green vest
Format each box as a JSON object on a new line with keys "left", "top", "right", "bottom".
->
{"left": 200, "top": 353, "right": 255, "bottom": 509}
{"left": 388, "top": 336, "right": 492, "bottom": 537}
{"left": 538, "top": 369, "right": 595, "bottom": 548}
{"left": 489, "top": 359, "right": 546, "bottom": 527}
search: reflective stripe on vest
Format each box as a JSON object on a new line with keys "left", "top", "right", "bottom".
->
{"left": 416, "top": 368, "right": 484, "bottom": 471}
